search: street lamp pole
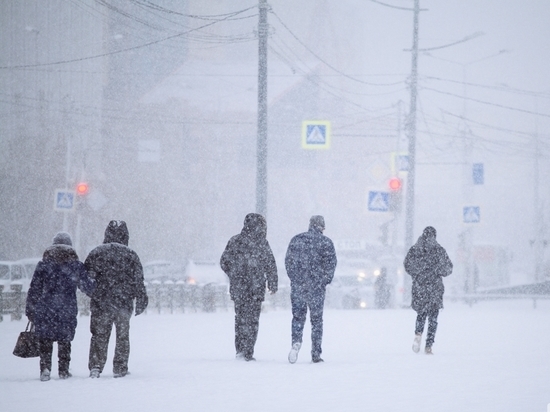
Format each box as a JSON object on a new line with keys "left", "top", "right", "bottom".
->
{"left": 256, "top": 0, "right": 268, "bottom": 217}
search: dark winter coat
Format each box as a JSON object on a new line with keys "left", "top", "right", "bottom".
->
{"left": 26, "top": 238, "right": 95, "bottom": 341}
{"left": 84, "top": 220, "right": 148, "bottom": 315}
{"left": 285, "top": 225, "right": 337, "bottom": 293}
{"left": 404, "top": 230, "right": 453, "bottom": 312}
{"left": 220, "top": 213, "right": 278, "bottom": 302}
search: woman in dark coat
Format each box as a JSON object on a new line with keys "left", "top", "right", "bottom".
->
{"left": 26, "top": 232, "right": 95, "bottom": 381}
{"left": 403, "top": 226, "right": 452, "bottom": 354}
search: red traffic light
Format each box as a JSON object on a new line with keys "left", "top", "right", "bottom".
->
{"left": 388, "top": 177, "right": 402, "bottom": 191}
{"left": 76, "top": 182, "right": 89, "bottom": 196}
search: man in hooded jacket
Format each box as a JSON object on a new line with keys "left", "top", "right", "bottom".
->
{"left": 85, "top": 220, "right": 148, "bottom": 378}
{"left": 26, "top": 232, "right": 95, "bottom": 381}
{"left": 220, "top": 213, "right": 278, "bottom": 361}
{"left": 404, "top": 226, "right": 452, "bottom": 354}
{"left": 285, "top": 216, "right": 337, "bottom": 364}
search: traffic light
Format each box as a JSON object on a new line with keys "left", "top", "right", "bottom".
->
{"left": 76, "top": 182, "right": 89, "bottom": 196}
{"left": 388, "top": 177, "right": 402, "bottom": 192}
{"left": 388, "top": 177, "right": 402, "bottom": 212}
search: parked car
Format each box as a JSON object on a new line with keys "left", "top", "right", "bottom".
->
{"left": 17, "top": 257, "right": 41, "bottom": 279}
{"left": 0, "top": 260, "right": 29, "bottom": 292}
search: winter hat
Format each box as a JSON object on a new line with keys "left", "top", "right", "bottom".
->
{"left": 309, "top": 215, "right": 325, "bottom": 231}
{"left": 423, "top": 226, "right": 437, "bottom": 239}
{"left": 52, "top": 232, "right": 72, "bottom": 246}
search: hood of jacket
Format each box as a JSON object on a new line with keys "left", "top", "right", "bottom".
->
{"left": 103, "top": 220, "right": 129, "bottom": 245}
{"left": 240, "top": 213, "right": 267, "bottom": 240}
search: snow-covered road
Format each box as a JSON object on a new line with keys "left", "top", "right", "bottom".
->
{"left": 1, "top": 300, "right": 548, "bottom": 412}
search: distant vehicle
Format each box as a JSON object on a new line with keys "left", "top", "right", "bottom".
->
{"left": 0, "top": 261, "right": 30, "bottom": 292}
{"left": 185, "top": 260, "right": 227, "bottom": 286}
{"left": 326, "top": 259, "right": 377, "bottom": 309}
{"left": 143, "top": 260, "right": 186, "bottom": 283}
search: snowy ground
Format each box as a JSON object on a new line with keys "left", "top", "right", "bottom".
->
{"left": 1, "top": 300, "right": 549, "bottom": 412}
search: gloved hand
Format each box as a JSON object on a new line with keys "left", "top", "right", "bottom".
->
{"left": 135, "top": 297, "right": 148, "bottom": 316}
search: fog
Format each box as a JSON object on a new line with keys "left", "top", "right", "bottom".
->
{"left": 1, "top": 0, "right": 550, "bottom": 291}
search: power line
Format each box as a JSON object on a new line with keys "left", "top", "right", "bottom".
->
{"left": 423, "top": 87, "right": 550, "bottom": 118}
{"left": 423, "top": 76, "right": 550, "bottom": 99}
{"left": 269, "top": 8, "right": 403, "bottom": 87}
{"left": 0, "top": 6, "right": 256, "bottom": 70}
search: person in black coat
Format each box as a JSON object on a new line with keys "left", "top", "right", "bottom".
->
{"left": 26, "top": 232, "right": 95, "bottom": 381}
{"left": 220, "top": 213, "right": 278, "bottom": 361}
{"left": 85, "top": 220, "right": 148, "bottom": 378}
{"left": 375, "top": 267, "right": 392, "bottom": 309}
{"left": 403, "top": 226, "right": 453, "bottom": 354}
{"left": 285, "top": 216, "right": 337, "bottom": 363}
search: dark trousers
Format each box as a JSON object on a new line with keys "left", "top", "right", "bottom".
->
{"left": 291, "top": 287, "right": 326, "bottom": 359}
{"left": 415, "top": 308, "right": 439, "bottom": 347}
{"left": 39, "top": 339, "right": 71, "bottom": 373}
{"left": 89, "top": 309, "right": 132, "bottom": 374}
{"left": 233, "top": 299, "right": 262, "bottom": 358}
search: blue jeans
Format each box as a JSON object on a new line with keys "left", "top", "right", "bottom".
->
{"left": 291, "top": 287, "right": 326, "bottom": 359}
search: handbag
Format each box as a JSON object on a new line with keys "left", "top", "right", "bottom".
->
{"left": 13, "top": 321, "right": 40, "bottom": 358}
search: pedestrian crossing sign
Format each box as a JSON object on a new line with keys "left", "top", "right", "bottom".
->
{"left": 463, "top": 206, "right": 480, "bottom": 223}
{"left": 54, "top": 189, "right": 75, "bottom": 212}
{"left": 368, "top": 191, "right": 389, "bottom": 212}
{"left": 302, "top": 120, "right": 331, "bottom": 149}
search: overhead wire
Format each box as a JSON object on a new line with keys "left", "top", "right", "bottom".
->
{"left": 269, "top": 8, "right": 404, "bottom": 87}
{"left": 0, "top": 6, "right": 257, "bottom": 70}
{"left": 423, "top": 75, "right": 550, "bottom": 100}
{"left": 422, "top": 87, "right": 550, "bottom": 118}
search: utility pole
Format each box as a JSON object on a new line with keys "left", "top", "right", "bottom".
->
{"left": 256, "top": 0, "right": 268, "bottom": 217}
{"left": 405, "top": 0, "right": 420, "bottom": 249}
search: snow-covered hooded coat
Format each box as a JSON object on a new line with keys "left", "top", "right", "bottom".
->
{"left": 220, "top": 213, "right": 278, "bottom": 302}
{"left": 84, "top": 220, "right": 148, "bottom": 315}
{"left": 26, "top": 232, "right": 95, "bottom": 341}
{"left": 403, "top": 227, "right": 453, "bottom": 312}
{"left": 285, "top": 216, "right": 337, "bottom": 293}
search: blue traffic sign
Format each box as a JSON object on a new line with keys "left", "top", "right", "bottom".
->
{"left": 473, "top": 163, "right": 484, "bottom": 185}
{"left": 463, "top": 206, "right": 480, "bottom": 223}
{"left": 301, "top": 120, "right": 331, "bottom": 149}
{"left": 54, "top": 189, "right": 75, "bottom": 212}
{"left": 368, "top": 191, "right": 389, "bottom": 212}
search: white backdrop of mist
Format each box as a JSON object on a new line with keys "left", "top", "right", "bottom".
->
{"left": 1, "top": 0, "right": 549, "bottom": 285}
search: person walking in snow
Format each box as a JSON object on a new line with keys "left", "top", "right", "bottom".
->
{"left": 26, "top": 232, "right": 95, "bottom": 381}
{"left": 85, "top": 220, "right": 148, "bottom": 378}
{"left": 285, "top": 216, "right": 337, "bottom": 364}
{"left": 404, "top": 226, "right": 453, "bottom": 355}
{"left": 220, "top": 213, "right": 278, "bottom": 361}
